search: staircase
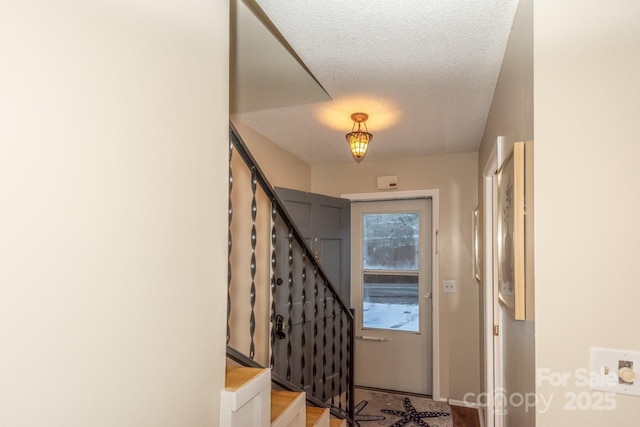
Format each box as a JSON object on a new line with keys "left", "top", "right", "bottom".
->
{"left": 221, "top": 366, "right": 346, "bottom": 427}
{"left": 224, "top": 124, "right": 354, "bottom": 425}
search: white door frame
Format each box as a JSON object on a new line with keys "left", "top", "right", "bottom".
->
{"left": 483, "top": 143, "right": 503, "bottom": 427}
{"left": 342, "top": 190, "right": 440, "bottom": 401}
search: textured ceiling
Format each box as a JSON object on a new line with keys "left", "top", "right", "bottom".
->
{"left": 231, "top": 0, "right": 520, "bottom": 165}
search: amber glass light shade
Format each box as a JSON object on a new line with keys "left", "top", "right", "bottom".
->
{"left": 345, "top": 113, "right": 373, "bottom": 160}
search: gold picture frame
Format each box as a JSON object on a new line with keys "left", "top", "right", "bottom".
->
{"left": 473, "top": 206, "right": 480, "bottom": 282}
{"left": 497, "top": 142, "right": 525, "bottom": 320}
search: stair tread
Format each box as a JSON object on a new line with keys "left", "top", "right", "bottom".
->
{"left": 306, "top": 406, "right": 329, "bottom": 427}
{"left": 329, "top": 418, "right": 346, "bottom": 427}
{"left": 270, "top": 390, "right": 303, "bottom": 423}
{"left": 224, "top": 366, "right": 266, "bottom": 391}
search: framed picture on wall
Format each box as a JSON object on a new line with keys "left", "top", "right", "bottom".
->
{"left": 473, "top": 206, "right": 480, "bottom": 282}
{"left": 497, "top": 141, "right": 525, "bottom": 320}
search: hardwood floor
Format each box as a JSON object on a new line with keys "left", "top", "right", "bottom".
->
{"left": 451, "top": 404, "right": 481, "bottom": 427}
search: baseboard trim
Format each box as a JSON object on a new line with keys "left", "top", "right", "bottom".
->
{"left": 448, "top": 398, "right": 480, "bottom": 409}
{"left": 477, "top": 405, "right": 486, "bottom": 427}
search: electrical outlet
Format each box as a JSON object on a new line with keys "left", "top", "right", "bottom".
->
{"left": 591, "top": 347, "right": 640, "bottom": 396}
{"left": 443, "top": 280, "right": 456, "bottom": 294}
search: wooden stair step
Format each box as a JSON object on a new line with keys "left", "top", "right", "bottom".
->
{"left": 224, "top": 366, "right": 266, "bottom": 391}
{"left": 221, "top": 366, "right": 271, "bottom": 426}
{"left": 271, "top": 390, "right": 305, "bottom": 427}
{"left": 305, "top": 406, "right": 330, "bottom": 427}
{"left": 329, "top": 418, "right": 347, "bottom": 427}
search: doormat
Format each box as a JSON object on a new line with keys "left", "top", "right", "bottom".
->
{"left": 350, "top": 388, "right": 452, "bottom": 427}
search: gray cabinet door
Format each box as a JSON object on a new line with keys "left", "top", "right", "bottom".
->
{"left": 275, "top": 187, "right": 350, "bottom": 307}
{"left": 272, "top": 188, "right": 350, "bottom": 397}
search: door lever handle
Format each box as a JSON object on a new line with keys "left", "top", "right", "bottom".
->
{"left": 356, "top": 335, "right": 390, "bottom": 342}
{"left": 275, "top": 315, "right": 286, "bottom": 339}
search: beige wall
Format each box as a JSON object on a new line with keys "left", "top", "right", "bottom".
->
{"left": 231, "top": 119, "right": 312, "bottom": 192}
{"left": 312, "top": 153, "right": 480, "bottom": 400}
{"left": 477, "top": 0, "right": 535, "bottom": 425}
{"left": 534, "top": 0, "right": 640, "bottom": 425}
{"left": 228, "top": 152, "right": 272, "bottom": 366}
{"left": 0, "top": 1, "right": 229, "bottom": 425}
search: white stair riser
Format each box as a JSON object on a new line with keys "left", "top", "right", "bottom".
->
{"left": 221, "top": 389, "right": 270, "bottom": 427}
{"left": 307, "top": 408, "right": 330, "bottom": 427}
{"left": 221, "top": 368, "right": 271, "bottom": 427}
{"left": 315, "top": 409, "right": 330, "bottom": 427}
{"left": 271, "top": 392, "right": 305, "bottom": 427}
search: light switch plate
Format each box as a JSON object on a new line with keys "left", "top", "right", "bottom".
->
{"left": 590, "top": 347, "right": 640, "bottom": 396}
{"left": 443, "top": 280, "right": 456, "bottom": 294}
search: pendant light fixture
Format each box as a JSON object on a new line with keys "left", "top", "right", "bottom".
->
{"left": 345, "top": 112, "right": 373, "bottom": 160}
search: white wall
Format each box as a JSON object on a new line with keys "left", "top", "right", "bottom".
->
{"left": 312, "top": 153, "right": 479, "bottom": 400}
{"left": 478, "top": 0, "right": 535, "bottom": 425}
{"left": 0, "top": 1, "right": 229, "bottom": 425}
{"left": 534, "top": 0, "right": 640, "bottom": 425}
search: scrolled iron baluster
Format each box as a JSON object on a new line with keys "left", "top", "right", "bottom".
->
{"left": 331, "top": 293, "right": 337, "bottom": 407}
{"left": 286, "top": 227, "right": 293, "bottom": 381}
{"left": 322, "top": 278, "right": 328, "bottom": 402}
{"left": 270, "top": 201, "right": 277, "bottom": 370}
{"left": 227, "top": 141, "right": 233, "bottom": 345}
{"left": 249, "top": 167, "right": 257, "bottom": 359}
{"left": 300, "top": 251, "right": 307, "bottom": 388}
{"left": 312, "top": 264, "right": 319, "bottom": 397}
{"left": 348, "top": 308, "right": 355, "bottom": 425}
{"left": 339, "top": 302, "right": 344, "bottom": 410}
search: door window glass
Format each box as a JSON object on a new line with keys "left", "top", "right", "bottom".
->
{"left": 362, "top": 213, "right": 420, "bottom": 332}
{"left": 363, "top": 213, "right": 419, "bottom": 270}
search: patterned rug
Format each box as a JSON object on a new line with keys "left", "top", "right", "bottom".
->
{"left": 351, "top": 388, "right": 452, "bottom": 427}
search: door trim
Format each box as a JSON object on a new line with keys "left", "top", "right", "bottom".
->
{"left": 483, "top": 143, "right": 502, "bottom": 427}
{"left": 341, "top": 190, "right": 440, "bottom": 401}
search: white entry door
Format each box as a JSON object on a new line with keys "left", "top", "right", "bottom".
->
{"left": 351, "top": 198, "right": 432, "bottom": 394}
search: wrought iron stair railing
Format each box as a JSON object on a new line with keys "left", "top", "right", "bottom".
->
{"left": 226, "top": 123, "right": 355, "bottom": 425}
